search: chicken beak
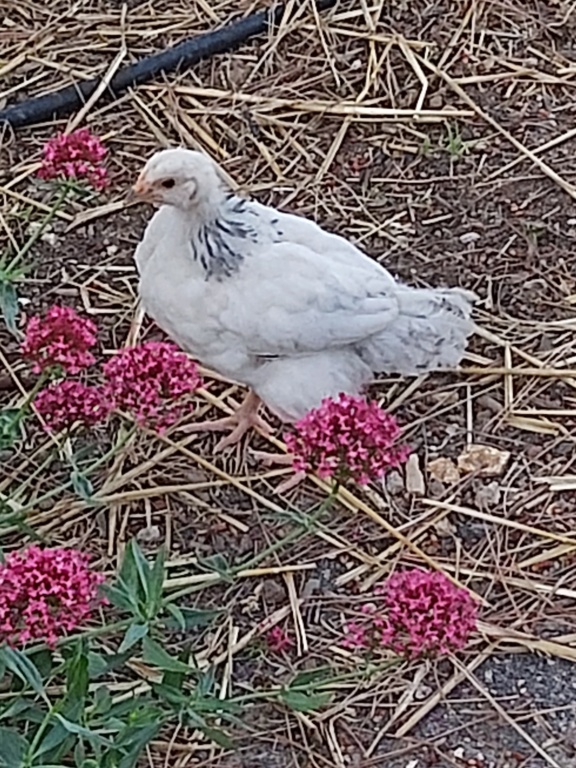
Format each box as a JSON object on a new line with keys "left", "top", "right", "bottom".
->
{"left": 129, "top": 175, "right": 153, "bottom": 203}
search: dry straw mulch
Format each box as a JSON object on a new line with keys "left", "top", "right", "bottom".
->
{"left": 3, "top": 0, "right": 576, "bottom": 765}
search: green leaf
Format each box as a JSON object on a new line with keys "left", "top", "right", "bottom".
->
{"left": 129, "top": 540, "right": 153, "bottom": 605}
{"left": 0, "top": 727, "right": 29, "bottom": 768}
{"left": 133, "top": 542, "right": 165, "bottom": 619}
{"left": 196, "top": 667, "right": 216, "bottom": 698}
{"left": 0, "top": 281, "right": 20, "bottom": 337}
{"left": 117, "top": 540, "right": 140, "bottom": 596}
{"left": 118, "top": 623, "right": 148, "bottom": 653}
{"left": 87, "top": 651, "right": 131, "bottom": 679}
{"left": 93, "top": 686, "right": 112, "bottom": 715}
{"left": 63, "top": 643, "right": 89, "bottom": 720}
{"left": 0, "top": 409, "right": 23, "bottom": 450}
{"left": 28, "top": 649, "right": 53, "bottom": 680}
{"left": 161, "top": 645, "right": 190, "bottom": 692}
{"left": 185, "top": 710, "right": 234, "bottom": 749}
{"left": 112, "top": 722, "right": 162, "bottom": 768}
{"left": 289, "top": 667, "right": 332, "bottom": 688}
{"left": 74, "top": 739, "right": 86, "bottom": 767}
{"left": 0, "top": 647, "right": 47, "bottom": 701}
{"left": 148, "top": 547, "right": 165, "bottom": 618}
{"left": 54, "top": 714, "right": 112, "bottom": 748}
{"left": 191, "top": 695, "right": 240, "bottom": 715}
{"left": 278, "top": 688, "right": 332, "bottom": 713}
{"left": 102, "top": 584, "right": 139, "bottom": 615}
{"left": 70, "top": 470, "right": 94, "bottom": 502}
{"left": 196, "top": 724, "right": 234, "bottom": 749}
{"left": 197, "top": 553, "right": 231, "bottom": 578}
{"left": 115, "top": 540, "right": 166, "bottom": 621}
{"left": 164, "top": 605, "right": 221, "bottom": 630}
{"left": 151, "top": 683, "right": 188, "bottom": 707}
{"left": 0, "top": 697, "right": 39, "bottom": 722}
{"left": 141, "top": 637, "right": 190, "bottom": 674}
{"left": 202, "top": 725, "right": 234, "bottom": 749}
{"left": 32, "top": 722, "right": 72, "bottom": 758}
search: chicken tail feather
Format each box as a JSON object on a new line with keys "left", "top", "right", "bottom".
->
{"left": 362, "top": 287, "right": 477, "bottom": 375}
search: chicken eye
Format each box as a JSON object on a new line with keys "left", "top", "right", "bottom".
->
{"left": 161, "top": 178, "right": 175, "bottom": 189}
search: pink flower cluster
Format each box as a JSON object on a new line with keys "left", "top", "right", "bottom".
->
{"left": 103, "top": 341, "right": 203, "bottom": 431}
{"left": 22, "top": 305, "right": 98, "bottom": 375}
{"left": 38, "top": 128, "right": 108, "bottom": 190}
{"left": 285, "top": 394, "right": 408, "bottom": 484}
{"left": 0, "top": 546, "right": 105, "bottom": 647}
{"left": 22, "top": 307, "right": 202, "bottom": 433}
{"left": 266, "top": 625, "right": 293, "bottom": 654}
{"left": 344, "top": 569, "right": 477, "bottom": 659}
{"left": 34, "top": 380, "right": 110, "bottom": 432}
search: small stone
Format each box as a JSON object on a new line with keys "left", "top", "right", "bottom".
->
{"left": 457, "top": 444, "right": 510, "bottom": 477}
{"left": 42, "top": 232, "right": 58, "bottom": 247}
{"left": 474, "top": 480, "right": 501, "bottom": 510}
{"left": 414, "top": 682, "right": 433, "bottom": 700}
{"left": 427, "top": 457, "right": 460, "bottom": 484}
{"left": 477, "top": 395, "right": 502, "bottom": 414}
{"left": 261, "top": 579, "right": 285, "bottom": 605}
{"left": 385, "top": 469, "right": 404, "bottom": 495}
{"left": 136, "top": 525, "right": 161, "bottom": 544}
{"left": 459, "top": 231, "right": 481, "bottom": 245}
{"left": 405, "top": 454, "right": 425, "bottom": 495}
{"left": 434, "top": 517, "right": 456, "bottom": 537}
{"left": 428, "top": 478, "right": 446, "bottom": 498}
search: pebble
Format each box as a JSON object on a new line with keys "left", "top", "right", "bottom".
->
{"left": 474, "top": 480, "right": 501, "bottom": 510}
{"left": 405, "top": 454, "right": 426, "bottom": 496}
{"left": 385, "top": 470, "right": 405, "bottom": 496}
{"left": 459, "top": 231, "right": 481, "bottom": 245}
{"left": 136, "top": 524, "right": 161, "bottom": 544}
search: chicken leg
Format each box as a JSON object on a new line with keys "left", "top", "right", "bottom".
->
{"left": 182, "top": 389, "right": 272, "bottom": 450}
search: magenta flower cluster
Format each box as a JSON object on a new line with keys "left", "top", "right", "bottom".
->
{"left": 21, "top": 306, "right": 202, "bottom": 433}
{"left": 344, "top": 569, "right": 477, "bottom": 659}
{"left": 38, "top": 128, "right": 108, "bottom": 190}
{"left": 0, "top": 546, "right": 105, "bottom": 647}
{"left": 22, "top": 305, "right": 98, "bottom": 375}
{"left": 266, "top": 625, "right": 293, "bottom": 654}
{"left": 103, "top": 341, "right": 203, "bottom": 430}
{"left": 34, "top": 380, "right": 110, "bottom": 433}
{"left": 285, "top": 393, "right": 409, "bottom": 484}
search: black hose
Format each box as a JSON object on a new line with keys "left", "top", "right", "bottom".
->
{"left": 0, "top": 0, "right": 339, "bottom": 130}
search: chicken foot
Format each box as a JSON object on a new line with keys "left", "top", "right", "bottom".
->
{"left": 182, "top": 389, "right": 272, "bottom": 450}
{"left": 250, "top": 450, "right": 306, "bottom": 493}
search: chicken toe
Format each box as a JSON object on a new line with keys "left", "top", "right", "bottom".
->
{"left": 181, "top": 390, "right": 272, "bottom": 450}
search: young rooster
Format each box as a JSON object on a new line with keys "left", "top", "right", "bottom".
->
{"left": 132, "top": 148, "right": 476, "bottom": 449}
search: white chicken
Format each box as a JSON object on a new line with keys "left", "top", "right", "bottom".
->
{"left": 132, "top": 148, "right": 476, "bottom": 449}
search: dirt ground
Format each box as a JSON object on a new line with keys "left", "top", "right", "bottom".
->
{"left": 3, "top": 0, "right": 576, "bottom": 766}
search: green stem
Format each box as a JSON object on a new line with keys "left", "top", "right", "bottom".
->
{"left": 24, "top": 618, "right": 132, "bottom": 657}
{"left": 18, "top": 370, "right": 51, "bottom": 414}
{"left": 1, "top": 424, "right": 137, "bottom": 532}
{"left": 24, "top": 703, "right": 55, "bottom": 766}
{"left": 165, "top": 485, "right": 340, "bottom": 604}
{"left": 5, "top": 186, "right": 70, "bottom": 273}
{"left": 236, "top": 487, "right": 338, "bottom": 573}
{"left": 225, "top": 658, "right": 400, "bottom": 706}
{"left": 1, "top": 437, "right": 63, "bottom": 506}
